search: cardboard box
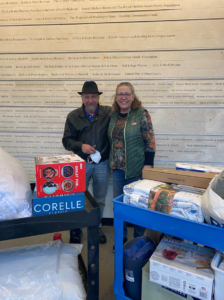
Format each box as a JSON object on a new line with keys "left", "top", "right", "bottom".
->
{"left": 142, "top": 261, "right": 201, "bottom": 300}
{"left": 142, "top": 168, "right": 215, "bottom": 189}
{"left": 149, "top": 238, "right": 215, "bottom": 300}
{"left": 32, "top": 190, "right": 85, "bottom": 216}
{"left": 35, "top": 154, "right": 85, "bottom": 197}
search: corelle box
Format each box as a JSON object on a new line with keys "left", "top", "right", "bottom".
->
{"left": 142, "top": 168, "right": 215, "bottom": 189}
{"left": 142, "top": 261, "right": 202, "bottom": 300}
{"left": 32, "top": 189, "right": 85, "bottom": 216}
{"left": 149, "top": 238, "right": 215, "bottom": 300}
{"left": 35, "top": 154, "right": 85, "bottom": 197}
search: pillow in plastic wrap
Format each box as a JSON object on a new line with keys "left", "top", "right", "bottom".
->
{"left": 0, "top": 147, "right": 32, "bottom": 220}
{"left": 0, "top": 240, "right": 86, "bottom": 300}
{"left": 59, "top": 242, "right": 86, "bottom": 300}
{"left": 0, "top": 240, "right": 62, "bottom": 300}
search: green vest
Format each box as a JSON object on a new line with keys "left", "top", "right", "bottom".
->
{"left": 108, "top": 107, "right": 145, "bottom": 179}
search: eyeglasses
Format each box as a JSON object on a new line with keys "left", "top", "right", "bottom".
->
{"left": 116, "top": 93, "right": 133, "bottom": 98}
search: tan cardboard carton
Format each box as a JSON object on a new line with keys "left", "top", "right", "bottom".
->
{"left": 142, "top": 261, "right": 202, "bottom": 300}
{"left": 142, "top": 168, "right": 215, "bottom": 189}
{"left": 149, "top": 238, "right": 215, "bottom": 300}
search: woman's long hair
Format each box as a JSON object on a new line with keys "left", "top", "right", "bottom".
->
{"left": 112, "top": 82, "right": 142, "bottom": 111}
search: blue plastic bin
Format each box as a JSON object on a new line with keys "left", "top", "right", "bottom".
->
{"left": 123, "top": 236, "right": 156, "bottom": 300}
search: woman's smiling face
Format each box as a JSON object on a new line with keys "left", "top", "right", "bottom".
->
{"left": 116, "top": 85, "right": 134, "bottom": 113}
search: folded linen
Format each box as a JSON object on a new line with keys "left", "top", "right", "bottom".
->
{"left": 123, "top": 179, "right": 164, "bottom": 197}
{"left": 123, "top": 180, "right": 204, "bottom": 223}
{"left": 172, "top": 184, "right": 205, "bottom": 195}
{"left": 123, "top": 194, "right": 148, "bottom": 209}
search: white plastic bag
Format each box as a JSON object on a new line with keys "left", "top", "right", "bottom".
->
{"left": 0, "top": 148, "right": 32, "bottom": 220}
{"left": 212, "top": 170, "right": 224, "bottom": 199}
{"left": 201, "top": 176, "right": 224, "bottom": 227}
{"left": 219, "top": 258, "right": 224, "bottom": 271}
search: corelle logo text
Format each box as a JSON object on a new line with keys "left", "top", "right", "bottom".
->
{"left": 34, "top": 201, "right": 83, "bottom": 213}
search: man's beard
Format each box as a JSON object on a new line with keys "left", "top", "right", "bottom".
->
{"left": 85, "top": 103, "right": 97, "bottom": 113}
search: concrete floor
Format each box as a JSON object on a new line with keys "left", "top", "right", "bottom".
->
{"left": 0, "top": 225, "right": 134, "bottom": 300}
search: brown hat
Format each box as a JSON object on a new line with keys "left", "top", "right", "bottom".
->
{"left": 78, "top": 81, "right": 103, "bottom": 95}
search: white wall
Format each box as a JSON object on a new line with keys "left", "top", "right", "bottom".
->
{"left": 0, "top": 0, "right": 224, "bottom": 182}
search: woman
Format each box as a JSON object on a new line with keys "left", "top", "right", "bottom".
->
{"left": 108, "top": 82, "right": 156, "bottom": 245}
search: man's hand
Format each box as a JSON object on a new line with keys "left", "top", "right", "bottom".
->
{"left": 81, "top": 144, "right": 96, "bottom": 154}
{"left": 142, "top": 165, "right": 152, "bottom": 170}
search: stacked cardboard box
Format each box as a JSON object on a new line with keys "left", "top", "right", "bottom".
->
{"left": 142, "top": 261, "right": 201, "bottom": 300}
{"left": 33, "top": 154, "right": 86, "bottom": 216}
{"left": 142, "top": 168, "right": 215, "bottom": 189}
{"left": 35, "top": 154, "right": 85, "bottom": 197}
{"left": 148, "top": 238, "right": 215, "bottom": 300}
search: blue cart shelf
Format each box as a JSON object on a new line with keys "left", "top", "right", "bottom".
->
{"left": 113, "top": 195, "right": 224, "bottom": 300}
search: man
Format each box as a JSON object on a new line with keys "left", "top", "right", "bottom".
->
{"left": 62, "top": 81, "right": 111, "bottom": 244}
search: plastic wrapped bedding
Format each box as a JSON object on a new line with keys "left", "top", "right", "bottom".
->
{"left": 123, "top": 179, "right": 165, "bottom": 208}
{"left": 0, "top": 240, "right": 86, "bottom": 300}
{"left": 0, "top": 240, "right": 62, "bottom": 300}
{"left": 124, "top": 194, "right": 148, "bottom": 209}
{"left": 176, "top": 162, "right": 224, "bottom": 174}
{"left": 124, "top": 179, "right": 164, "bottom": 198}
{"left": 172, "top": 191, "right": 204, "bottom": 222}
{"left": 59, "top": 243, "right": 86, "bottom": 300}
{"left": 123, "top": 179, "right": 204, "bottom": 223}
{"left": 0, "top": 148, "right": 32, "bottom": 220}
{"left": 171, "top": 184, "right": 205, "bottom": 195}
{"left": 123, "top": 179, "right": 164, "bottom": 208}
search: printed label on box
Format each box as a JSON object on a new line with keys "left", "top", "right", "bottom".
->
{"left": 149, "top": 238, "right": 214, "bottom": 300}
{"left": 35, "top": 154, "right": 86, "bottom": 197}
{"left": 142, "top": 261, "right": 202, "bottom": 300}
{"left": 32, "top": 191, "right": 85, "bottom": 216}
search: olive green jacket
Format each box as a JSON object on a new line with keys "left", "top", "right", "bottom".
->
{"left": 108, "top": 107, "right": 145, "bottom": 179}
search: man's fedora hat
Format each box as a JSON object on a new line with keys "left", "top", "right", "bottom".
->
{"left": 78, "top": 81, "right": 103, "bottom": 95}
